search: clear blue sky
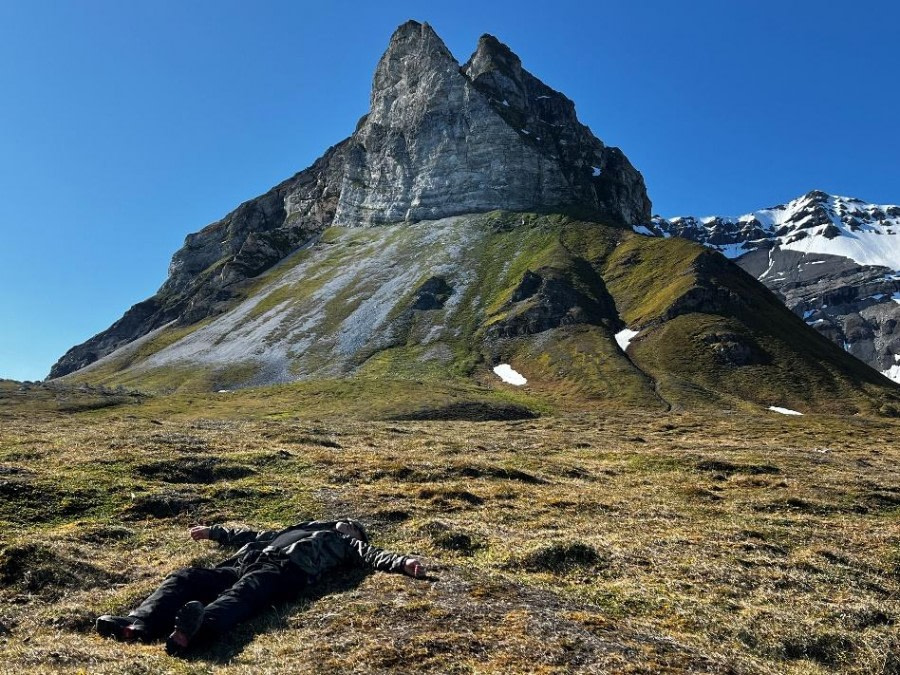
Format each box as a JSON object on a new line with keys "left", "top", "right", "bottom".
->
{"left": 1, "top": 0, "right": 898, "bottom": 381}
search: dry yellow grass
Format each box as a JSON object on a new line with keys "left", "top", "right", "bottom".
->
{"left": 0, "top": 382, "right": 898, "bottom": 673}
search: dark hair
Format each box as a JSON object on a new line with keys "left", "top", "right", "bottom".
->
{"left": 345, "top": 519, "right": 369, "bottom": 543}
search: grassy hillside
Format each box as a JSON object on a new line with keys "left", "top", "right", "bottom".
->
{"left": 0, "top": 389, "right": 898, "bottom": 673}
{"left": 60, "top": 213, "right": 900, "bottom": 415}
{"left": 603, "top": 241, "right": 898, "bottom": 413}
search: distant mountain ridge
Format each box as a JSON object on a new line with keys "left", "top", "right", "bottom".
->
{"left": 646, "top": 191, "right": 900, "bottom": 382}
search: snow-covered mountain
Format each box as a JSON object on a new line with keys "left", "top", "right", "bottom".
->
{"left": 645, "top": 191, "right": 900, "bottom": 382}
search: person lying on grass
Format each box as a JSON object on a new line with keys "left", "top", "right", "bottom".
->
{"left": 95, "top": 519, "right": 427, "bottom": 655}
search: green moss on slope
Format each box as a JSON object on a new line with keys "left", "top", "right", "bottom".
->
{"left": 602, "top": 234, "right": 702, "bottom": 326}
{"left": 67, "top": 211, "right": 900, "bottom": 415}
{"left": 611, "top": 236, "right": 900, "bottom": 413}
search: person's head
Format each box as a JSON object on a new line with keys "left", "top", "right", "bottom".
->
{"left": 335, "top": 520, "right": 368, "bottom": 543}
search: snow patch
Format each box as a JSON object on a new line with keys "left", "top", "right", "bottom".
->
{"left": 892, "top": 292, "right": 900, "bottom": 305}
{"left": 768, "top": 406, "right": 803, "bottom": 416}
{"left": 493, "top": 364, "right": 527, "bottom": 386}
{"left": 615, "top": 328, "right": 639, "bottom": 352}
{"left": 759, "top": 248, "right": 777, "bottom": 279}
{"left": 781, "top": 228, "right": 900, "bottom": 269}
{"left": 632, "top": 224, "right": 654, "bottom": 236}
{"left": 592, "top": 166, "right": 602, "bottom": 177}
{"left": 882, "top": 364, "right": 900, "bottom": 383}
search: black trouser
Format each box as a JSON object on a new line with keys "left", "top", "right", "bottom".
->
{"left": 127, "top": 559, "right": 308, "bottom": 642}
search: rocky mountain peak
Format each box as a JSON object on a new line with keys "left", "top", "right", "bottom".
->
{"left": 369, "top": 21, "right": 456, "bottom": 112}
{"left": 792, "top": 190, "right": 832, "bottom": 208}
{"left": 389, "top": 18, "right": 433, "bottom": 40}
{"left": 335, "top": 22, "right": 650, "bottom": 227}
{"left": 803, "top": 189, "right": 831, "bottom": 203}
{"left": 471, "top": 32, "right": 519, "bottom": 63}
{"left": 463, "top": 34, "right": 527, "bottom": 99}
{"left": 462, "top": 34, "right": 572, "bottom": 116}
{"left": 50, "top": 22, "right": 652, "bottom": 378}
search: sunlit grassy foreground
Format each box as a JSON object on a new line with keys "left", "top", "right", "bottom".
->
{"left": 0, "top": 381, "right": 897, "bottom": 673}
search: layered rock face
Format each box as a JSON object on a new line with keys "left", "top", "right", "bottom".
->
{"left": 647, "top": 191, "right": 900, "bottom": 382}
{"left": 50, "top": 20, "right": 649, "bottom": 379}
{"left": 335, "top": 24, "right": 649, "bottom": 226}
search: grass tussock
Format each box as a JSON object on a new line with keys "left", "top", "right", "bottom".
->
{"left": 0, "top": 388, "right": 898, "bottom": 673}
{"left": 510, "top": 541, "right": 605, "bottom": 573}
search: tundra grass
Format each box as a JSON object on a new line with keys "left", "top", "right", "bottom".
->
{"left": 0, "top": 388, "right": 897, "bottom": 674}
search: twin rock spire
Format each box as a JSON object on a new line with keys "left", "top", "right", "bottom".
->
{"left": 336, "top": 20, "right": 650, "bottom": 226}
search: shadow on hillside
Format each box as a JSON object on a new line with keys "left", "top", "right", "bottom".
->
{"left": 182, "top": 567, "right": 371, "bottom": 664}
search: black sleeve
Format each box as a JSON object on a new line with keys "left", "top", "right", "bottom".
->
{"left": 346, "top": 538, "right": 409, "bottom": 574}
{"left": 208, "top": 524, "right": 280, "bottom": 547}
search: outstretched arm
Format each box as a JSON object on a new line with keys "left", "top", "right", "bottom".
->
{"left": 191, "top": 524, "right": 278, "bottom": 547}
{"left": 348, "top": 538, "right": 427, "bottom": 577}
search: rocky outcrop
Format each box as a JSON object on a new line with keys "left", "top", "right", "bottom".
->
{"left": 648, "top": 191, "right": 900, "bottom": 382}
{"left": 48, "top": 297, "right": 172, "bottom": 378}
{"left": 462, "top": 35, "right": 650, "bottom": 226}
{"left": 486, "top": 264, "right": 621, "bottom": 339}
{"left": 700, "top": 332, "right": 769, "bottom": 367}
{"left": 51, "top": 20, "right": 650, "bottom": 379}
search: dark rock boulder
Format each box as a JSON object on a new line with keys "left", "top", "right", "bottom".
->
{"left": 411, "top": 276, "right": 454, "bottom": 310}
{"left": 487, "top": 264, "right": 620, "bottom": 339}
{"left": 701, "top": 332, "right": 769, "bottom": 366}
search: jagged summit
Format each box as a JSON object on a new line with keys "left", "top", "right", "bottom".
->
{"left": 463, "top": 32, "right": 573, "bottom": 119}
{"left": 459, "top": 34, "right": 649, "bottom": 226}
{"left": 50, "top": 21, "right": 650, "bottom": 378}
{"left": 648, "top": 190, "right": 900, "bottom": 268}
{"left": 368, "top": 21, "right": 456, "bottom": 100}
{"left": 333, "top": 21, "right": 649, "bottom": 226}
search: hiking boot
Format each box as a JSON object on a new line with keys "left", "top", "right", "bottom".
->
{"left": 165, "top": 601, "right": 205, "bottom": 655}
{"left": 95, "top": 615, "right": 148, "bottom": 642}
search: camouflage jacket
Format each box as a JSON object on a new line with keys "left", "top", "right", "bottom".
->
{"left": 208, "top": 520, "right": 410, "bottom": 576}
